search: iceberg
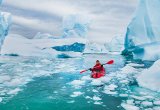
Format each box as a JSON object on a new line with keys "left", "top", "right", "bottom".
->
{"left": 52, "top": 42, "right": 85, "bottom": 52}
{"left": 1, "top": 34, "right": 86, "bottom": 58}
{"left": 123, "top": 0, "right": 160, "bottom": 61}
{"left": 0, "top": 8, "right": 11, "bottom": 50}
{"left": 84, "top": 36, "right": 124, "bottom": 54}
{"left": 83, "top": 41, "right": 109, "bottom": 54}
{"left": 62, "top": 14, "right": 90, "bottom": 38}
{"left": 105, "top": 36, "right": 124, "bottom": 52}
{"left": 137, "top": 59, "right": 160, "bottom": 92}
{"left": 1, "top": 14, "right": 89, "bottom": 58}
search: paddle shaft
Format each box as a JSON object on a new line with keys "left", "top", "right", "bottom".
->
{"left": 80, "top": 60, "right": 114, "bottom": 74}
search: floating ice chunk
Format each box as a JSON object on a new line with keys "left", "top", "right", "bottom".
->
{"left": 153, "top": 106, "right": 160, "bottom": 110}
{"left": 35, "top": 64, "right": 43, "bottom": 68}
{"left": 70, "top": 91, "right": 83, "bottom": 97}
{"left": 5, "top": 78, "right": 23, "bottom": 86}
{"left": 134, "top": 101, "right": 141, "bottom": 105}
{"left": 126, "top": 100, "right": 134, "bottom": 105}
{"left": 103, "top": 90, "right": 117, "bottom": 95}
{"left": 85, "top": 96, "right": 92, "bottom": 99}
{"left": 121, "top": 103, "right": 139, "bottom": 110}
{"left": 143, "top": 96, "right": 154, "bottom": 99}
{"left": 103, "top": 84, "right": 118, "bottom": 95}
{"left": 53, "top": 91, "right": 58, "bottom": 94}
{"left": 7, "top": 88, "right": 21, "bottom": 95}
{"left": 120, "top": 80, "right": 129, "bottom": 84}
{"left": 141, "top": 101, "right": 153, "bottom": 107}
{"left": 94, "top": 101, "right": 102, "bottom": 105}
{"left": 130, "top": 95, "right": 146, "bottom": 101}
{"left": 0, "top": 75, "right": 11, "bottom": 83}
{"left": 0, "top": 97, "right": 2, "bottom": 102}
{"left": 48, "top": 96, "right": 54, "bottom": 99}
{"left": 40, "top": 59, "right": 52, "bottom": 64}
{"left": 91, "top": 79, "right": 103, "bottom": 86}
{"left": 93, "top": 96, "right": 101, "bottom": 101}
{"left": 139, "top": 92, "right": 147, "bottom": 95}
{"left": 120, "top": 65, "right": 137, "bottom": 74}
{"left": 0, "top": 92, "right": 5, "bottom": 96}
{"left": 67, "top": 100, "right": 75, "bottom": 103}
{"left": 137, "top": 59, "right": 160, "bottom": 92}
{"left": 70, "top": 80, "right": 85, "bottom": 87}
{"left": 104, "top": 84, "right": 118, "bottom": 91}
{"left": 99, "top": 77, "right": 111, "bottom": 83}
{"left": 153, "top": 101, "right": 160, "bottom": 106}
{"left": 119, "top": 94, "right": 128, "bottom": 97}
{"left": 81, "top": 75, "right": 92, "bottom": 81}
{"left": 92, "top": 89, "right": 98, "bottom": 93}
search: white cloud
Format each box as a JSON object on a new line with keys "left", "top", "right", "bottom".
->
{"left": 1, "top": 0, "right": 139, "bottom": 42}
{"left": 3, "top": 0, "right": 79, "bottom": 17}
{"left": 12, "top": 15, "right": 60, "bottom": 32}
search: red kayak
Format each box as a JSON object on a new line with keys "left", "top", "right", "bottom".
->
{"left": 91, "top": 70, "right": 105, "bottom": 78}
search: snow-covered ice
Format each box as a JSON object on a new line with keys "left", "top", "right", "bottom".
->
{"left": 141, "top": 101, "right": 153, "bottom": 107}
{"left": 92, "top": 96, "right": 102, "bottom": 101}
{"left": 70, "top": 80, "right": 85, "bottom": 88}
{"left": 70, "top": 91, "right": 83, "bottom": 97}
{"left": 153, "top": 101, "right": 160, "bottom": 106}
{"left": 121, "top": 103, "right": 139, "bottom": 110}
{"left": 0, "top": 97, "right": 2, "bottom": 102}
{"left": 137, "top": 59, "right": 160, "bottom": 92}
{"left": 91, "top": 79, "right": 103, "bottom": 86}
{"left": 1, "top": 34, "right": 86, "bottom": 57}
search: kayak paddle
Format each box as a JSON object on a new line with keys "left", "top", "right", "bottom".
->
{"left": 80, "top": 60, "right": 114, "bottom": 74}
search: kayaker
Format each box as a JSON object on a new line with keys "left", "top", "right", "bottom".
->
{"left": 89, "top": 60, "right": 106, "bottom": 78}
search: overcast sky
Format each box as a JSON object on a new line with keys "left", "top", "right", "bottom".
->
{"left": 0, "top": 0, "right": 138, "bottom": 42}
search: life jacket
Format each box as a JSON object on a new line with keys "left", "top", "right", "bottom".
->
{"left": 91, "top": 63, "right": 106, "bottom": 78}
{"left": 92, "top": 64, "right": 105, "bottom": 72}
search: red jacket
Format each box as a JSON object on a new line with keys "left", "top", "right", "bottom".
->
{"left": 91, "top": 64, "right": 105, "bottom": 72}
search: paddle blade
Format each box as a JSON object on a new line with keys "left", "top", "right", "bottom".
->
{"left": 80, "top": 69, "right": 88, "bottom": 74}
{"left": 106, "top": 60, "right": 114, "bottom": 64}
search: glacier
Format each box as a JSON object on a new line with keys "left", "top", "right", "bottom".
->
{"left": 0, "top": 8, "right": 11, "bottom": 51}
{"left": 123, "top": 0, "right": 160, "bottom": 61}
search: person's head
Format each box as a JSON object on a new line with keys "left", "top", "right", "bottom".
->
{"left": 96, "top": 60, "right": 101, "bottom": 65}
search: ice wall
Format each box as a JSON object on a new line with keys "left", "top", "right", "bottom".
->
{"left": 123, "top": 0, "right": 160, "bottom": 61}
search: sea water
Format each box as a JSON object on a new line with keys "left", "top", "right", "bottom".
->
{"left": 0, "top": 54, "right": 159, "bottom": 110}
